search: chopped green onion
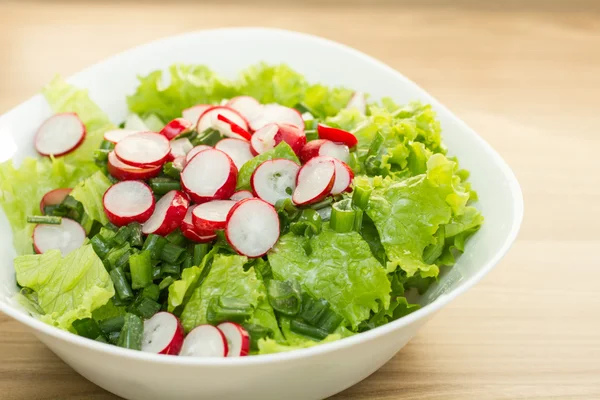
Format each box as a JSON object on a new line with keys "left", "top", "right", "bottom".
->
{"left": 99, "top": 139, "right": 115, "bottom": 151}
{"left": 318, "top": 310, "right": 344, "bottom": 333}
{"left": 26, "top": 215, "right": 62, "bottom": 225}
{"left": 129, "top": 223, "right": 144, "bottom": 248}
{"left": 165, "top": 229, "right": 187, "bottom": 247}
{"left": 242, "top": 323, "right": 274, "bottom": 351}
{"left": 99, "top": 227, "right": 117, "bottom": 242}
{"left": 289, "top": 319, "right": 328, "bottom": 341}
{"left": 267, "top": 280, "right": 302, "bottom": 316}
{"left": 158, "top": 276, "right": 175, "bottom": 291}
{"left": 150, "top": 178, "right": 181, "bottom": 195}
{"left": 299, "top": 294, "right": 329, "bottom": 326}
{"left": 152, "top": 264, "right": 162, "bottom": 280}
{"left": 160, "top": 264, "right": 180, "bottom": 277}
{"left": 192, "top": 128, "right": 222, "bottom": 147}
{"left": 108, "top": 331, "right": 121, "bottom": 345}
{"left": 143, "top": 234, "right": 167, "bottom": 260}
{"left": 95, "top": 335, "right": 108, "bottom": 344}
{"left": 113, "top": 225, "right": 132, "bottom": 245}
{"left": 290, "top": 209, "right": 322, "bottom": 237}
{"left": 160, "top": 243, "right": 185, "bottom": 264}
{"left": 98, "top": 316, "right": 125, "bottom": 334}
{"left": 141, "top": 284, "right": 160, "bottom": 302}
{"left": 181, "top": 254, "right": 193, "bottom": 270}
{"left": 316, "top": 206, "right": 332, "bottom": 222}
{"left": 110, "top": 267, "right": 134, "bottom": 301}
{"left": 127, "top": 296, "right": 161, "bottom": 319}
{"left": 117, "top": 313, "right": 143, "bottom": 350}
{"left": 308, "top": 197, "right": 333, "bottom": 210}
{"left": 330, "top": 199, "right": 356, "bottom": 233}
{"left": 206, "top": 297, "right": 253, "bottom": 324}
{"left": 129, "top": 251, "right": 153, "bottom": 289}
{"left": 162, "top": 162, "right": 181, "bottom": 179}
{"left": 351, "top": 185, "right": 372, "bottom": 211}
{"left": 105, "top": 222, "right": 119, "bottom": 232}
{"left": 304, "top": 130, "right": 319, "bottom": 142}
{"left": 72, "top": 318, "right": 104, "bottom": 340}
{"left": 90, "top": 236, "right": 112, "bottom": 259}
{"left": 193, "top": 243, "right": 209, "bottom": 266}
{"left": 93, "top": 149, "right": 110, "bottom": 162}
{"left": 104, "top": 243, "right": 131, "bottom": 270}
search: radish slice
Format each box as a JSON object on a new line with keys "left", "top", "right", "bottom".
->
{"left": 249, "top": 104, "right": 304, "bottom": 131}
{"left": 215, "top": 138, "right": 254, "bottom": 169}
{"left": 115, "top": 132, "right": 171, "bottom": 167}
{"left": 346, "top": 92, "right": 367, "bottom": 114}
{"left": 182, "top": 104, "right": 211, "bottom": 125}
{"left": 181, "top": 206, "right": 218, "bottom": 243}
{"left": 230, "top": 190, "right": 254, "bottom": 201}
{"left": 181, "top": 149, "right": 237, "bottom": 203}
{"left": 141, "top": 190, "right": 189, "bottom": 236}
{"left": 277, "top": 123, "right": 306, "bottom": 156}
{"left": 104, "top": 129, "right": 138, "bottom": 144}
{"left": 180, "top": 325, "right": 228, "bottom": 358}
{"left": 196, "top": 106, "right": 249, "bottom": 134}
{"left": 192, "top": 200, "right": 236, "bottom": 235}
{"left": 250, "top": 124, "right": 282, "bottom": 155}
{"left": 226, "top": 96, "right": 263, "bottom": 124}
{"left": 103, "top": 181, "right": 155, "bottom": 226}
{"left": 215, "top": 114, "right": 252, "bottom": 141}
{"left": 40, "top": 188, "right": 72, "bottom": 213}
{"left": 142, "top": 312, "right": 184, "bottom": 355}
{"left": 217, "top": 322, "right": 250, "bottom": 357}
{"left": 35, "top": 113, "right": 86, "bottom": 157}
{"left": 107, "top": 152, "right": 162, "bottom": 181}
{"left": 293, "top": 157, "right": 336, "bottom": 206}
{"left": 251, "top": 159, "right": 300, "bottom": 205}
{"left": 33, "top": 218, "right": 86, "bottom": 256}
{"left": 317, "top": 124, "right": 358, "bottom": 148}
{"left": 160, "top": 118, "right": 193, "bottom": 140}
{"left": 185, "top": 145, "right": 212, "bottom": 163}
{"left": 225, "top": 198, "right": 280, "bottom": 258}
{"left": 172, "top": 156, "right": 187, "bottom": 171}
{"left": 322, "top": 157, "right": 354, "bottom": 195}
{"left": 300, "top": 139, "right": 350, "bottom": 164}
{"left": 169, "top": 138, "right": 193, "bottom": 160}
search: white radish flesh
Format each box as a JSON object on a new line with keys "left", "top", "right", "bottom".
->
{"left": 225, "top": 199, "right": 280, "bottom": 258}
{"left": 181, "top": 149, "right": 237, "bottom": 203}
{"left": 192, "top": 200, "right": 236, "bottom": 235}
{"left": 180, "top": 206, "right": 217, "bottom": 243}
{"left": 104, "top": 129, "right": 138, "bottom": 144}
{"left": 320, "top": 141, "right": 350, "bottom": 163}
{"left": 251, "top": 159, "right": 300, "bottom": 205}
{"left": 215, "top": 139, "right": 254, "bottom": 170}
{"left": 226, "top": 96, "right": 263, "bottom": 123}
{"left": 142, "top": 312, "right": 184, "bottom": 355}
{"left": 217, "top": 322, "right": 250, "bottom": 357}
{"left": 324, "top": 157, "right": 354, "bottom": 195}
{"left": 141, "top": 190, "right": 189, "bottom": 236}
{"left": 292, "top": 157, "right": 336, "bottom": 206}
{"left": 185, "top": 145, "right": 212, "bottom": 163}
{"left": 33, "top": 218, "right": 86, "bottom": 256}
{"left": 249, "top": 104, "right": 304, "bottom": 131}
{"left": 182, "top": 105, "right": 211, "bottom": 125}
{"left": 250, "top": 124, "right": 281, "bottom": 155}
{"left": 230, "top": 190, "right": 254, "bottom": 201}
{"left": 170, "top": 138, "right": 193, "bottom": 159}
{"left": 35, "top": 113, "right": 86, "bottom": 157}
{"left": 103, "top": 181, "right": 155, "bottom": 226}
{"left": 196, "top": 106, "right": 249, "bottom": 134}
{"left": 180, "top": 325, "right": 228, "bottom": 358}
{"left": 346, "top": 92, "right": 367, "bottom": 114}
{"left": 115, "top": 132, "right": 170, "bottom": 167}
{"left": 215, "top": 114, "right": 252, "bottom": 141}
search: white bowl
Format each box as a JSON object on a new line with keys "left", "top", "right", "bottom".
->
{"left": 0, "top": 28, "right": 523, "bottom": 400}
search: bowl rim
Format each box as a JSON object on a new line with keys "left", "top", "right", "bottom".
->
{"left": 0, "top": 27, "right": 524, "bottom": 366}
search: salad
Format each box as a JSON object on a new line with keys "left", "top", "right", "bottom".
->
{"left": 0, "top": 64, "right": 483, "bottom": 357}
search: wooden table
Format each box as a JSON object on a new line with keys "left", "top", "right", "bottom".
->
{"left": 1, "top": 1, "right": 599, "bottom": 399}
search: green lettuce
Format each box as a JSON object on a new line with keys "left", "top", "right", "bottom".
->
{"left": 248, "top": 288, "right": 284, "bottom": 343}
{"left": 258, "top": 333, "right": 342, "bottom": 355}
{"left": 14, "top": 245, "right": 114, "bottom": 330}
{"left": 268, "top": 228, "right": 390, "bottom": 328}
{"left": 236, "top": 142, "right": 299, "bottom": 190}
{"left": 70, "top": 171, "right": 112, "bottom": 226}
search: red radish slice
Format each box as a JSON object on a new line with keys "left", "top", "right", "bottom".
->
{"left": 141, "top": 190, "right": 189, "bottom": 236}
{"left": 169, "top": 138, "right": 193, "bottom": 160}
{"left": 317, "top": 124, "right": 358, "bottom": 148}
{"left": 103, "top": 181, "right": 155, "bottom": 226}
{"left": 292, "top": 157, "right": 336, "bottom": 206}
{"left": 33, "top": 218, "right": 86, "bottom": 256}
{"left": 142, "top": 312, "right": 184, "bottom": 355}
{"left": 250, "top": 124, "right": 282, "bottom": 155}
{"left": 172, "top": 156, "right": 187, "bottom": 171}
{"left": 300, "top": 139, "right": 350, "bottom": 164}
{"left": 185, "top": 145, "right": 212, "bottom": 163}
{"left": 226, "top": 96, "right": 263, "bottom": 124}
{"left": 196, "top": 106, "right": 249, "bottom": 134}
{"left": 40, "top": 188, "right": 72, "bottom": 213}
{"left": 225, "top": 198, "right": 280, "bottom": 258}
{"left": 215, "top": 138, "right": 254, "bottom": 170}
{"left": 181, "top": 149, "right": 237, "bottom": 203}
{"left": 181, "top": 206, "right": 218, "bottom": 243}
{"left": 192, "top": 200, "right": 236, "bottom": 235}
{"left": 35, "top": 113, "right": 86, "bottom": 157}
{"left": 230, "top": 190, "right": 253, "bottom": 201}
{"left": 107, "top": 152, "right": 162, "bottom": 181}
{"left": 217, "top": 322, "right": 250, "bottom": 357}
{"left": 277, "top": 123, "right": 306, "bottom": 156}
{"left": 251, "top": 159, "right": 300, "bottom": 205}
{"left": 346, "top": 92, "right": 367, "bottom": 114}
{"left": 115, "top": 132, "right": 170, "bottom": 167}
{"left": 182, "top": 104, "right": 211, "bottom": 125}
{"left": 180, "top": 325, "right": 228, "bottom": 358}
{"left": 160, "top": 118, "right": 193, "bottom": 140}
{"left": 104, "top": 129, "right": 138, "bottom": 144}
{"left": 249, "top": 104, "right": 304, "bottom": 131}
{"left": 215, "top": 114, "right": 252, "bottom": 141}
{"left": 322, "top": 157, "right": 354, "bottom": 195}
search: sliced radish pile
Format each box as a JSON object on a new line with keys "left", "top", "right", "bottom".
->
{"left": 182, "top": 104, "right": 211, "bottom": 125}
{"left": 215, "top": 138, "right": 254, "bottom": 169}
{"left": 181, "top": 149, "right": 237, "bottom": 203}
{"left": 192, "top": 200, "right": 236, "bottom": 235}
{"left": 250, "top": 124, "right": 282, "bottom": 155}
{"left": 104, "top": 128, "right": 138, "bottom": 144}
{"left": 141, "top": 190, "right": 189, "bottom": 236}
{"left": 33, "top": 218, "right": 86, "bottom": 256}
{"left": 226, "top": 198, "right": 280, "bottom": 258}
{"left": 180, "top": 206, "right": 217, "bottom": 243}
{"left": 292, "top": 157, "right": 336, "bottom": 206}
{"left": 180, "top": 325, "right": 228, "bottom": 358}
{"left": 142, "top": 312, "right": 184, "bottom": 355}
{"left": 196, "top": 106, "right": 249, "bottom": 134}
{"left": 226, "top": 96, "right": 263, "bottom": 123}
{"left": 317, "top": 123, "right": 358, "bottom": 148}
{"left": 185, "top": 145, "right": 212, "bottom": 163}
{"left": 251, "top": 159, "right": 300, "bottom": 205}
{"left": 103, "top": 181, "right": 155, "bottom": 226}
{"left": 160, "top": 118, "right": 193, "bottom": 140}
{"left": 230, "top": 190, "right": 254, "bottom": 201}
{"left": 300, "top": 139, "right": 350, "bottom": 164}
{"left": 322, "top": 157, "right": 354, "bottom": 195}
{"left": 115, "top": 132, "right": 170, "bottom": 167}
{"left": 249, "top": 104, "right": 304, "bottom": 131}
{"left": 35, "top": 113, "right": 86, "bottom": 157}
{"left": 107, "top": 152, "right": 162, "bottom": 181}
{"left": 217, "top": 322, "right": 250, "bottom": 357}
{"left": 169, "top": 138, "right": 193, "bottom": 160}
{"left": 216, "top": 114, "right": 252, "bottom": 141}
{"left": 346, "top": 92, "right": 367, "bottom": 114}
{"left": 40, "top": 188, "right": 72, "bottom": 213}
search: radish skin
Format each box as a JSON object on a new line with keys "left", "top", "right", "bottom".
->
{"left": 107, "top": 152, "right": 162, "bottom": 181}
{"left": 142, "top": 312, "right": 184, "bottom": 355}
{"left": 115, "top": 132, "right": 171, "bottom": 168}
{"left": 40, "top": 188, "right": 72, "bottom": 214}
{"left": 35, "top": 113, "right": 86, "bottom": 157}
{"left": 181, "top": 149, "right": 238, "bottom": 203}
{"left": 141, "top": 190, "right": 189, "bottom": 236}
{"left": 103, "top": 181, "right": 155, "bottom": 226}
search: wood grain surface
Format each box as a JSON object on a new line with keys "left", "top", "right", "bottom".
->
{"left": 1, "top": 1, "right": 599, "bottom": 399}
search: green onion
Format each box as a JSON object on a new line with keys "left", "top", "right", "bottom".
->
{"left": 127, "top": 296, "right": 161, "bottom": 319}
{"left": 318, "top": 311, "right": 344, "bottom": 333}
{"left": 192, "top": 128, "right": 222, "bottom": 147}
{"left": 99, "top": 227, "right": 117, "bottom": 242}
{"left": 289, "top": 319, "right": 328, "bottom": 341}
{"left": 308, "top": 197, "right": 333, "bottom": 210}
{"left": 158, "top": 276, "right": 175, "bottom": 291}
{"left": 150, "top": 178, "right": 181, "bottom": 196}
{"left": 105, "top": 222, "right": 119, "bottom": 232}
{"left": 95, "top": 335, "right": 108, "bottom": 344}
{"left": 113, "top": 225, "right": 132, "bottom": 245}
{"left": 351, "top": 185, "right": 372, "bottom": 211}
{"left": 152, "top": 264, "right": 162, "bottom": 280}
{"left": 242, "top": 323, "right": 274, "bottom": 351}
{"left": 160, "top": 264, "right": 180, "bottom": 277}
{"left": 110, "top": 267, "right": 134, "bottom": 301}
{"left": 267, "top": 280, "right": 302, "bottom": 316}
{"left": 129, "top": 251, "right": 152, "bottom": 289}
{"left": 90, "top": 236, "right": 112, "bottom": 259}
{"left": 104, "top": 243, "right": 131, "bottom": 270}
{"left": 26, "top": 215, "right": 62, "bottom": 225}
{"left": 162, "top": 162, "right": 181, "bottom": 179}
{"left": 129, "top": 223, "right": 144, "bottom": 248}
{"left": 99, "top": 139, "right": 115, "bottom": 151}
{"left": 111, "top": 295, "right": 130, "bottom": 307}
{"left": 166, "top": 229, "right": 187, "bottom": 247}
{"left": 330, "top": 199, "right": 356, "bottom": 233}
{"left": 160, "top": 242, "right": 186, "bottom": 264}
{"left": 143, "top": 234, "right": 167, "bottom": 260}
{"left": 108, "top": 331, "right": 121, "bottom": 345}
{"left": 98, "top": 316, "right": 125, "bottom": 334}
{"left": 299, "top": 294, "right": 329, "bottom": 326}
{"left": 181, "top": 255, "right": 193, "bottom": 270}
{"left": 93, "top": 149, "right": 110, "bottom": 162}
{"left": 206, "top": 297, "right": 253, "bottom": 324}
{"left": 141, "top": 284, "right": 160, "bottom": 302}
{"left": 290, "top": 209, "right": 322, "bottom": 237}
{"left": 304, "top": 129, "right": 319, "bottom": 142}
{"left": 117, "top": 313, "right": 143, "bottom": 350}
{"left": 193, "top": 243, "right": 210, "bottom": 266}
{"left": 72, "top": 318, "right": 104, "bottom": 340}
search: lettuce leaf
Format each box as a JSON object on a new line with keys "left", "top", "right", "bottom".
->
{"left": 248, "top": 288, "right": 284, "bottom": 343}
{"left": 258, "top": 333, "right": 342, "bottom": 355}
{"left": 268, "top": 228, "right": 390, "bottom": 328}
{"left": 14, "top": 245, "right": 114, "bottom": 330}
{"left": 236, "top": 142, "right": 299, "bottom": 191}
{"left": 70, "top": 171, "right": 112, "bottom": 226}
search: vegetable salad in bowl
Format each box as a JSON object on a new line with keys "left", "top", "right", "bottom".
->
{"left": 0, "top": 64, "right": 483, "bottom": 357}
